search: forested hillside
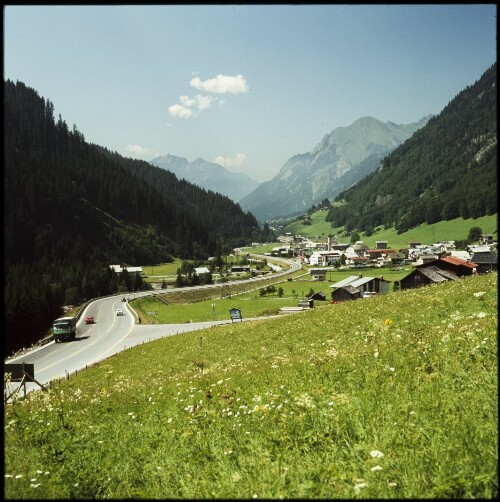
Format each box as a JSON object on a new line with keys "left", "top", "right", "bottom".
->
{"left": 326, "top": 63, "right": 497, "bottom": 233}
{"left": 4, "top": 79, "right": 262, "bottom": 355}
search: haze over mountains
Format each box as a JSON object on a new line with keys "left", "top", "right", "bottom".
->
{"left": 151, "top": 116, "right": 431, "bottom": 221}
{"left": 150, "top": 155, "right": 260, "bottom": 202}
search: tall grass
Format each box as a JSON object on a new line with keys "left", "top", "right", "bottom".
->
{"left": 4, "top": 273, "right": 497, "bottom": 499}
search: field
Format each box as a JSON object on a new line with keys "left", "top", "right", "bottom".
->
{"left": 4, "top": 272, "right": 497, "bottom": 499}
{"left": 133, "top": 267, "right": 411, "bottom": 324}
{"left": 281, "top": 212, "right": 498, "bottom": 248}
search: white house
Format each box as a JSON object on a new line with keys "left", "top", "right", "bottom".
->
{"left": 309, "top": 250, "right": 343, "bottom": 266}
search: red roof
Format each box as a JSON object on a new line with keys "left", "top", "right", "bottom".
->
{"left": 440, "top": 256, "right": 477, "bottom": 269}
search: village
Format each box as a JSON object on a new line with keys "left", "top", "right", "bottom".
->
{"left": 258, "top": 232, "right": 498, "bottom": 304}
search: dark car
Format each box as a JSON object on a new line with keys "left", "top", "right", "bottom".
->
{"left": 85, "top": 316, "right": 95, "bottom": 324}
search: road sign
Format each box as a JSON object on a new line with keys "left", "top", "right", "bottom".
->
{"left": 229, "top": 308, "right": 242, "bottom": 322}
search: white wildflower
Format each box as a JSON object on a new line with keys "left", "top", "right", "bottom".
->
{"left": 473, "top": 291, "right": 485, "bottom": 298}
{"left": 354, "top": 482, "right": 367, "bottom": 492}
{"left": 370, "top": 450, "right": 384, "bottom": 458}
{"left": 371, "top": 465, "right": 383, "bottom": 471}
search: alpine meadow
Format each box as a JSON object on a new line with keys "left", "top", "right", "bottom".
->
{"left": 3, "top": 5, "right": 498, "bottom": 500}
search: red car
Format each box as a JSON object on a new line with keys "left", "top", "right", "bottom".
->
{"left": 85, "top": 316, "right": 95, "bottom": 324}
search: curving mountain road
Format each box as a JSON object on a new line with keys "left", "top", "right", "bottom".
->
{"left": 5, "top": 257, "right": 302, "bottom": 398}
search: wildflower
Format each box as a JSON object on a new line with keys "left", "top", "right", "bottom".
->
{"left": 4, "top": 474, "right": 13, "bottom": 478}
{"left": 30, "top": 483, "right": 41, "bottom": 488}
{"left": 371, "top": 465, "right": 383, "bottom": 472}
{"left": 477, "top": 312, "right": 487, "bottom": 318}
{"left": 354, "top": 482, "right": 367, "bottom": 492}
{"left": 473, "top": 291, "right": 485, "bottom": 298}
{"left": 370, "top": 450, "right": 384, "bottom": 458}
{"left": 388, "top": 482, "right": 397, "bottom": 487}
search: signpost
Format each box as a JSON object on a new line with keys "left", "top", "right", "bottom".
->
{"left": 229, "top": 308, "right": 242, "bottom": 322}
{"left": 4, "top": 362, "right": 47, "bottom": 402}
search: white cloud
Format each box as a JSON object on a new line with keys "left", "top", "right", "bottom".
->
{"left": 126, "top": 144, "right": 150, "bottom": 156}
{"left": 179, "top": 95, "right": 196, "bottom": 107}
{"left": 169, "top": 73, "right": 247, "bottom": 120}
{"left": 195, "top": 94, "right": 213, "bottom": 111}
{"left": 168, "top": 103, "right": 194, "bottom": 118}
{"left": 214, "top": 153, "right": 247, "bottom": 168}
{"left": 169, "top": 94, "right": 214, "bottom": 119}
{"left": 126, "top": 145, "right": 162, "bottom": 160}
{"left": 190, "top": 74, "right": 249, "bottom": 94}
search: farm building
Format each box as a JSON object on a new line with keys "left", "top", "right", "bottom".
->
{"left": 399, "top": 266, "right": 457, "bottom": 290}
{"left": 331, "top": 285, "right": 362, "bottom": 302}
{"left": 417, "top": 256, "right": 478, "bottom": 277}
{"left": 330, "top": 275, "right": 391, "bottom": 296}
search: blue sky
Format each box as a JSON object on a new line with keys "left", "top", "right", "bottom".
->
{"left": 4, "top": 4, "right": 497, "bottom": 182}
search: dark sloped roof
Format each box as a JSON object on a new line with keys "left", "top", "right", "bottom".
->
{"left": 470, "top": 252, "right": 498, "bottom": 264}
{"left": 417, "top": 266, "right": 458, "bottom": 282}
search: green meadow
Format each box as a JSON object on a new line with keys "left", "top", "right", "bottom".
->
{"left": 4, "top": 272, "right": 497, "bottom": 499}
{"left": 133, "top": 267, "right": 410, "bottom": 325}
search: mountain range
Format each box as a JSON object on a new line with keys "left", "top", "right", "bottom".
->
{"left": 325, "top": 62, "right": 497, "bottom": 234}
{"left": 150, "top": 154, "right": 260, "bottom": 202}
{"left": 239, "top": 115, "right": 431, "bottom": 222}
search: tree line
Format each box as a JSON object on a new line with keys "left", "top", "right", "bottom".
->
{"left": 3, "top": 79, "right": 272, "bottom": 355}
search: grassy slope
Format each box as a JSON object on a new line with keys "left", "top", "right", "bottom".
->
{"left": 4, "top": 273, "right": 497, "bottom": 499}
{"left": 283, "top": 212, "right": 498, "bottom": 248}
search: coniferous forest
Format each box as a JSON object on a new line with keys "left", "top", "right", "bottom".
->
{"left": 4, "top": 80, "right": 268, "bottom": 355}
{"left": 326, "top": 63, "right": 497, "bottom": 233}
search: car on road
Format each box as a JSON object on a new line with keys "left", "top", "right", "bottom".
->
{"left": 84, "top": 316, "right": 95, "bottom": 324}
{"left": 116, "top": 308, "right": 124, "bottom": 316}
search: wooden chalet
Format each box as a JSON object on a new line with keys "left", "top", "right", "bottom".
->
{"left": 309, "top": 291, "right": 327, "bottom": 302}
{"left": 417, "top": 256, "right": 478, "bottom": 277}
{"left": 399, "top": 266, "right": 458, "bottom": 290}
{"left": 331, "top": 285, "right": 362, "bottom": 302}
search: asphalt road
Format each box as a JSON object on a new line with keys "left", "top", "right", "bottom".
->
{"left": 4, "top": 257, "right": 302, "bottom": 399}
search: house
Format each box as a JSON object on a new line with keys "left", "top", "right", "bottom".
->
{"left": 417, "top": 256, "right": 477, "bottom": 277}
{"left": 309, "top": 250, "right": 342, "bottom": 266}
{"left": 109, "top": 265, "right": 143, "bottom": 275}
{"left": 346, "top": 256, "right": 370, "bottom": 268}
{"left": 230, "top": 266, "right": 251, "bottom": 273}
{"left": 399, "top": 266, "right": 458, "bottom": 290}
{"left": 469, "top": 249, "right": 498, "bottom": 273}
{"left": 330, "top": 275, "right": 391, "bottom": 296}
{"left": 450, "top": 250, "right": 472, "bottom": 261}
{"left": 352, "top": 241, "right": 369, "bottom": 256}
{"left": 389, "top": 251, "right": 406, "bottom": 266}
{"left": 309, "top": 291, "right": 327, "bottom": 302}
{"left": 193, "top": 267, "right": 211, "bottom": 277}
{"left": 298, "top": 298, "right": 314, "bottom": 308}
{"left": 479, "top": 234, "right": 494, "bottom": 245}
{"left": 309, "top": 269, "right": 328, "bottom": 281}
{"left": 331, "top": 285, "right": 362, "bottom": 302}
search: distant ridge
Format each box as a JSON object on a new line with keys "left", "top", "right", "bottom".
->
{"left": 150, "top": 154, "right": 260, "bottom": 202}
